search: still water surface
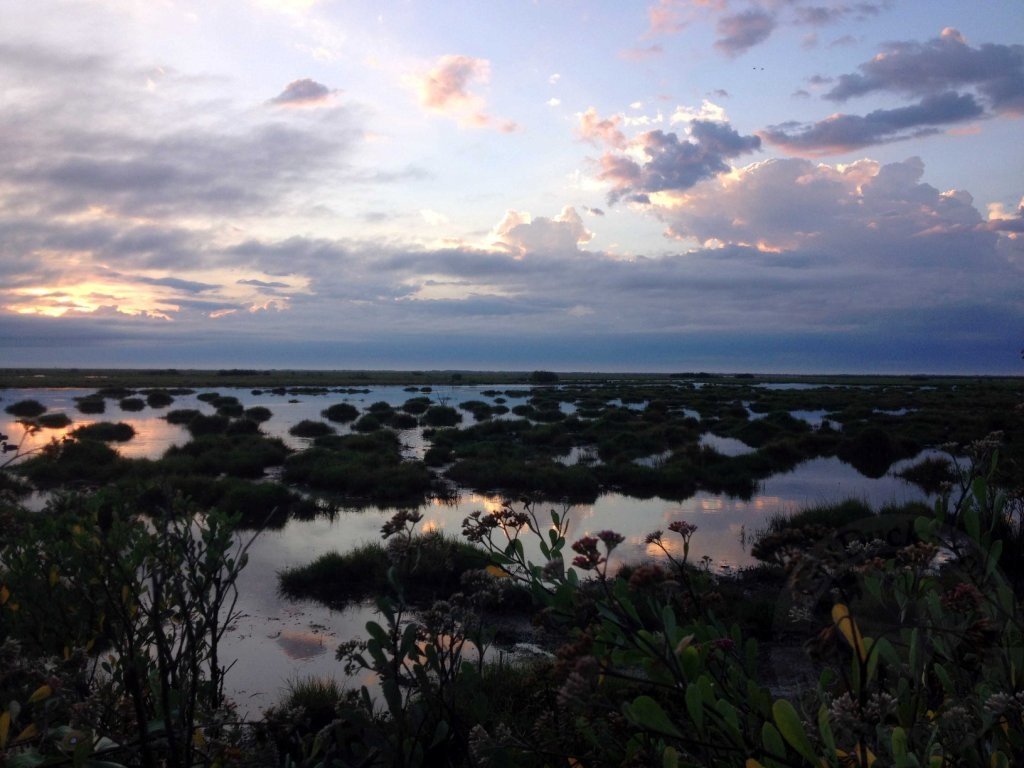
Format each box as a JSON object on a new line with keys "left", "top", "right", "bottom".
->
{"left": 1, "top": 386, "right": 935, "bottom": 715}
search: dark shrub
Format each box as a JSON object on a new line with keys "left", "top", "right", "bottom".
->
{"left": 422, "top": 406, "right": 462, "bottom": 427}
{"left": 401, "top": 397, "right": 432, "bottom": 415}
{"left": 388, "top": 412, "right": 419, "bottom": 429}
{"left": 37, "top": 412, "right": 72, "bottom": 429}
{"left": 353, "top": 414, "right": 382, "bottom": 432}
{"left": 166, "top": 409, "right": 202, "bottom": 425}
{"left": 278, "top": 533, "right": 490, "bottom": 605}
{"left": 161, "top": 434, "right": 289, "bottom": 478}
{"left": 289, "top": 420, "right": 335, "bottom": 438}
{"left": 838, "top": 427, "right": 897, "bottom": 478}
{"left": 225, "top": 419, "right": 260, "bottom": 435}
{"left": 145, "top": 390, "right": 175, "bottom": 408}
{"left": 16, "top": 438, "right": 126, "bottom": 487}
{"left": 119, "top": 397, "right": 145, "bottom": 412}
{"left": 244, "top": 406, "right": 273, "bottom": 423}
{"left": 73, "top": 422, "right": 135, "bottom": 442}
{"left": 75, "top": 397, "right": 106, "bottom": 414}
{"left": 186, "top": 414, "right": 231, "bottom": 437}
{"left": 322, "top": 403, "right": 359, "bottom": 423}
{"left": 5, "top": 400, "right": 46, "bottom": 418}
{"left": 896, "top": 456, "right": 956, "bottom": 494}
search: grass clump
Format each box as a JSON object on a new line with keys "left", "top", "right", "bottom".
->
{"left": 243, "top": 406, "right": 273, "bottom": 423}
{"left": 145, "top": 390, "right": 175, "bottom": 408}
{"left": 352, "top": 414, "right": 382, "bottom": 432}
{"left": 401, "top": 397, "right": 432, "bottom": 415}
{"left": 421, "top": 406, "right": 462, "bottom": 427}
{"left": 165, "top": 408, "right": 202, "bottom": 425}
{"left": 36, "top": 412, "right": 72, "bottom": 429}
{"left": 75, "top": 397, "right": 106, "bottom": 414}
{"left": 896, "top": 455, "right": 956, "bottom": 494}
{"left": 119, "top": 397, "right": 146, "bottom": 412}
{"left": 289, "top": 420, "right": 335, "bottom": 438}
{"left": 283, "top": 431, "right": 433, "bottom": 505}
{"left": 15, "top": 439, "right": 129, "bottom": 487}
{"left": 322, "top": 403, "right": 359, "bottom": 423}
{"left": 161, "top": 434, "right": 290, "bottom": 478}
{"left": 5, "top": 399, "right": 47, "bottom": 418}
{"left": 279, "top": 532, "right": 490, "bottom": 605}
{"left": 72, "top": 421, "right": 136, "bottom": 442}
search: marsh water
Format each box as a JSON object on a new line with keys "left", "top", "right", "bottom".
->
{"left": 1, "top": 384, "right": 938, "bottom": 715}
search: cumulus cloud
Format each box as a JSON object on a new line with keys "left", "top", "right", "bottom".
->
{"left": 576, "top": 108, "right": 627, "bottom": 148}
{"left": 414, "top": 54, "right": 515, "bottom": 130}
{"left": 596, "top": 120, "right": 760, "bottom": 204}
{"left": 490, "top": 206, "right": 593, "bottom": 257}
{"left": 761, "top": 91, "right": 985, "bottom": 154}
{"left": 657, "top": 156, "right": 1001, "bottom": 265}
{"left": 714, "top": 9, "right": 776, "bottom": 57}
{"left": 268, "top": 78, "right": 335, "bottom": 107}
{"left": 824, "top": 29, "right": 1024, "bottom": 114}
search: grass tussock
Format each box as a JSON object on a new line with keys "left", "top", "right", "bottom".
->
{"left": 278, "top": 532, "right": 490, "bottom": 604}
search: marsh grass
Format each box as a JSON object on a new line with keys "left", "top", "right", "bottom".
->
{"left": 161, "top": 433, "right": 290, "bottom": 478}
{"left": 289, "top": 419, "right": 335, "bottom": 438}
{"left": 278, "top": 532, "right": 490, "bottom": 604}
{"left": 322, "top": 403, "right": 359, "bottom": 423}
{"left": 36, "top": 412, "right": 72, "bottom": 429}
{"left": 277, "top": 676, "right": 345, "bottom": 732}
{"left": 5, "top": 399, "right": 46, "bottom": 418}
{"left": 896, "top": 455, "right": 956, "bottom": 494}
{"left": 243, "top": 405, "right": 273, "bottom": 422}
{"left": 75, "top": 397, "right": 106, "bottom": 414}
{"left": 72, "top": 421, "right": 136, "bottom": 442}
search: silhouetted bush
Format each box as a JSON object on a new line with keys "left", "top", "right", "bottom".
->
{"left": 289, "top": 420, "right": 335, "bottom": 438}
{"left": 5, "top": 400, "right": 46, "bottom": 418}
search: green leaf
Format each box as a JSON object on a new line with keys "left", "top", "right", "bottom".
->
{"left": 772, "top": 700, "right": 818, "bottom": 765}
{"left": 891, "top": 726, "right": 908, "bottom": 757}
{"left": 680, "top": 646, "right": 700, "bottom": 679}
{"left": 429, "top": 719, "right": 450, "bottom": 749}
{"left": 685, "top": 683, "right": 704, "bottom": 733}
{"left": 623, "top": 695, "right": 683, "bottom": 738}
{"left": 985, "top": 540, "right": 1003, "bottom": 581}
{"left": 817, "top": 705, "right": 836, "bottom": 754}
{"left": 8, "top": 753, "right": 46, "bottom": 768}
{"left": 762, "top": 722, "right": 786, "bottom": 757}
{"left": 662, "top": 746, "right": 679, "bottom": 768}
{"left": 963, "top": 503, "right": 980, "bottom": 542}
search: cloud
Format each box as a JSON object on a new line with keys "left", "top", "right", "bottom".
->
{"left": 413, "top": 54, "right": 515, "bottom": 130}
{"left": 824, "top": 29, "right": 1024, "bottom": 114}
{"left": 596, "top": 120, "right": 761, "bottom": 204}
{"left": 576, "top": 108, "right": 627, "bottom": 148}
{"left": 620, "top": 44, "right": 664, "bottom": 61}
{"left": 647, "top": 0, "right": 689, "bottom": 36}
{"left": 238, "top": 278, "right": 291, "bottom": 288}
{"left": 761, "top": 91, "right": 985, "bottom": 154}
{"left": 714, "top": 10, "right": 776, "bottom": 57}
{"left": 656, "top": 156, "right": 1004, "bottom": 266}
{"left": 418, "top": 55, "right": 489, "bottom": 111}
{"left": 490, "top": 207, "right": 593, "bottom": 257}
{"left": 268, "top": 78, "right": 335, "bottom": 107}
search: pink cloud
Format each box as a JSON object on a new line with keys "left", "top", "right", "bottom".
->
{"left": 415, "top": 55, "right": 516, "bottom": 131}
{"left": 576, "top": 108, "right": 627, "bottom": 149}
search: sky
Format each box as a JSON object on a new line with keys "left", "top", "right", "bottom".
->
{"left": 1, "top": 0, "right": 1022, "bottom": 373}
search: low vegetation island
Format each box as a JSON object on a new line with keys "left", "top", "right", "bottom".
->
{"left": 1, "top": 369, "right": 1022, "bottom": 766}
